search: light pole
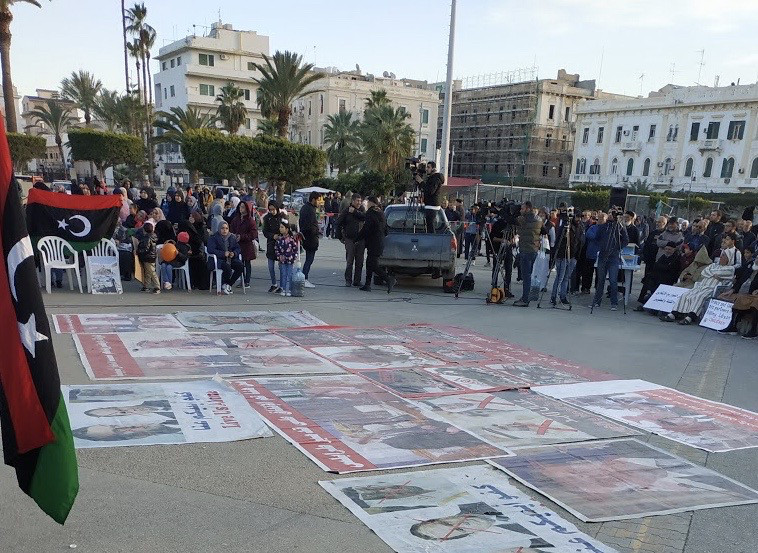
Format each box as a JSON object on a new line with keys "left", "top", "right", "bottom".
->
{"left": 439, "top": 0, "right": 457, "bottom": 180}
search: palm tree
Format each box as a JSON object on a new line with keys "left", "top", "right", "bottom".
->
{"left": 360, "top": 104, "right": 415, "bottom": 179}
{"left": 140, "top": 26, "right": 156, "bottom": 105}
{"left": 365, "top": 89, "right": 390, "bottom": 109}
{"left": 125, "top": 2, "right": 152, "bottom": 104}
{"left": 256, "top": 117, "right": 278, "bottom": 137}
{"left": 126, "top": 39, "right": 142, "bottom": 103}
{"left": 215, "top": 82, "right": 247, "bottom": 135}
{"left": 121, "top": 0, "right": 129, "bottom": 91}
{"left": 154, "top": 106, "right": 216, "bottom": 184}
{"left": 29, "top": 99, "right": 75, "bottom": 178}
{"left": 94, "top": 89, "right": 144, "bottom": 134}
{"left": 253, "top": 50, "right": 325, "bottom": 138}
{"left": 61, "top": 70, "right": 102, "bottom": 126}
{"left": 324, "top": 111, "right": 361, "bottom": 174}
{"left": 0, "top": 0, "right": 45, "bottom": 132}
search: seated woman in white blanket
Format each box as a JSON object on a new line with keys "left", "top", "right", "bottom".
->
{"left": 662, "top": 232, "right": 742, "bottom": 325}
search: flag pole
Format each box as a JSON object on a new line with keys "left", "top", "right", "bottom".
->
{"left": 439, "top": 0, "right": 457, "bottom": 181}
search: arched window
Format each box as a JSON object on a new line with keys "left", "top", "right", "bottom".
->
{"left": 578, "top": 157, "right": 587, "bottom": 174}
{"left": 703, "top": 157, "right": 713, "bottom": 177}
{"left": 750, "top": 157, "right": 758, "bottom": 179}
{"left": 590, "top": 157, "right": 600, "bottom": 175}
{"left": 664, "top": 157, "right": 673, "bottom": 175}
{"left": 684, "top": 158, "right": 694, "bottom": 177}
{"left": 626, "top": 158, "right": 634, "bottom": 176}
{"left": 611, "top": 157, "right": 618, "bottom": 175}
{"left": 720, "top": 157, "right": 735, "bottom": 178}
{"left": 319, "top": 94, "right": 324, "bottom": 114}
{"left": 643, "top": 158, "right": 651, "bottom": 176}
{"left": 575, "top": 158, "right": 581, "bottom": 174}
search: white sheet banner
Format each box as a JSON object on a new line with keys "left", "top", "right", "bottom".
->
{"left": 643, "top": 284, "right": 688, "bottom": 312}
{"left": 699, "top": 299, "right": 734, "bottom": 330}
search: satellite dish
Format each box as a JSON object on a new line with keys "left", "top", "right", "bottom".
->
{"left": 389, "top": 72, "right": 396, "bottom": 79}
{"left": 355, "top": 64, "right": 361, "bottom": 73}
{"left": 382, "top": 71, "right": 390, "bottom": 78}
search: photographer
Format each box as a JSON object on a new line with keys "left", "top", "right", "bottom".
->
{"left": 415, "top": 161, "right": 444, "bottom": 233}
{"left": 550, "top": 210, "right": 582, "bottom": 306}
{"left": 591, "top": 208, "right": 629, "bottom": 311}
{"left": 489, "top": 201, "right": 519, "bottom": 297}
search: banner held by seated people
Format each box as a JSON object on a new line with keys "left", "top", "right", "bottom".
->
{"left": 489, "top": 439, "right": 758, "bottom": 522}
{"left": 536, "top": 379, "right": 758, "bottom": 452}
{"left": 64, "top": 380, "right": 272, "bottom": 448}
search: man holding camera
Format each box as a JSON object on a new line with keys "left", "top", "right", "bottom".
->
{"left": 415, "top": 161, "right": 445, "bottom": 233}
{"left": 591, "top": 208, "right": 629, "bottom": 311}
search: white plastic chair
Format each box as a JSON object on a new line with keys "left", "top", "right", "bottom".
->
{"left": 37, "top": 236, "right": 83, "bottom": 294}
{"left": 83, "top": 238, "right": 119, "bottom": 293}
{"left": 206, "top": 246, "right": 246, "bottom": 295}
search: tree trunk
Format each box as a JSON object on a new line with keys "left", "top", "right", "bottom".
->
{"left": 0, "top": 12, "right": 17, "bottom": 132}
{"left": 121, "top": 0, "right": 129, "bottom": 92}
{"left": 277, "top": 109, "right": 289, "bottom": 138}
{"left": 134, "top": 59, "right": 142, "bottom": 105}
{"left": 56, "top": 135, "right": 67, "bottom": 179}
{"left": 191, "top": 169, "right": 199, "bottom": 185}
{"left": 145, "top": 54, "right": 155, "bottom": 185}
{"left": 146, "top": 53, "right": 153, "bottom": 105}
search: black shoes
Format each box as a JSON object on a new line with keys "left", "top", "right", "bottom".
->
{"left": 359, "top": 285, "right": 371, "bottom": 292}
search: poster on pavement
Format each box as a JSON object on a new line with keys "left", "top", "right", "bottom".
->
{"left": 275, "top": 328, "right": 357, "bottom": 347}
{"left": 63, "top": 380, "right": 272, "bottom": 448}
{"left": 488, "top": 439, "right": 758, "bottom": 522}
{"left": 174, "top": 310, "right": 326, "bottom": 332}
{"left": 699, "top": 299, "right": 734, "bottom": 330}
{"left": 643, "top": 284, "right": 688, "bottom": 313}
{"left": 231, "top": 375, "right": 507, "bottom": 473}
{"left": 311, "top": 345, "right": 443, "bottom": 371}
{"left": 536, "top": 379, "right": 758, "bottom": 452}
{"left": 319, "top": 465, "right": 619, "bottom": 553}
{"left": 415, "top": 390, "right": 638, "bottom": 449}
{"left": 356, "top": 368, "right": 466, "bottom": 398}
{"left": 74, "top": 332, "right": 344, "bottom": 380}
{"left": 53, "top": 313, "right": 184, "bottom": 334}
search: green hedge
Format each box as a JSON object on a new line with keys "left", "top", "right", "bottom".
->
{"left": 7, "top": 133, "right": 46, "bottom": 171}
{"left": 571, "top": 187, "right": 610, "bottom": 211}
{"left": 68, "top": 128, "right": 143, "bottom": 172}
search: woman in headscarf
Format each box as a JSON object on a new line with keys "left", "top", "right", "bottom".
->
{"left": 225, "top": 196, "right": 241, "bottom": 222}
{"left": 190, "top": 211, "right": 208, "bottom": 245}
{"left": 185, "top": 193, "right": 201, "bottom": 215}
{"left": 262, "top": 201, "right": 289, "bottom": 292}
{"left": 229, "top": 200, "right": 259, "bottom": 287}
{"left": 167, "top": 189, "right": 190, "bottom": 224}
{"left": 151, "top": 207, "right": 176, "bottom": 244}
{"left": 114, "top": 187, "right": 130, "bottom": 222}
{"left": 208, "top": 201, "right": 225, "bottom": 235}
{"left": 177, "top": 218, "right": 209, "bottom": 290}
{"left": 136, "top": 187, "right": 158, "bottom": 213}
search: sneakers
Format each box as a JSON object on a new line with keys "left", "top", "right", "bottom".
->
{"left": 560, "top": 298, "right": 570, "bottom": 306}
{"left": 222, "top": 284, "right": 232, "bottom": 295}
{"left": 279, "top": 290, "right": 286, "bottom": 296}
{"left": 140, "top": 286, "right": 148, "bottom": 292}
{"left": 386, "top": 275, "right": 396, "bottom": 294}
{"left": 304, "top": 280, "right": 316, "bottom": 288}
{"left": 285, "top": 291, "right": 292, "bottom": 297}
{"left": 268, "top": 285, "right": 277, "bottom": 293}
{"left": 163, "top": 282, "right": 172, "bottom": 291}
{"left": 549, "top": 298, "right": 557, "bottom": 307}
{"left": 152, "top": 288, "right": 160, "bottom": 294}
{"left": 359, "top": 285, "right": 372, "bottom": 292}
{"left": 718, "top": 326, "right": 738, "bottom": 335}
{"left": 345, "top": 281, "right": 353, "bottom": 287}
{"left": 273, "top": 286, "right": 283, "bottom": 294}
{"left": 610, "top": 305, "right": 617, "bottom": 311}
{"left": 512, "top": 300, "right": 529, "bottom": 307}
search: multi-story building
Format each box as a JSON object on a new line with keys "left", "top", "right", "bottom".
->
{"left": 291, "top": 68, "right": 440, "bottom": 175}
{"left": 439, "top": 70, "right": 628, "bottom": 187}
{"left": 152, "top": 21, "right": 270, "bottom": 184}
{"left": 569, "top": 83, "right": 758, "bottom": 193}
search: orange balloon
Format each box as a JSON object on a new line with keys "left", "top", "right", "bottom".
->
{"left": 161, "top": 243, "right": 178, "bottom": 262}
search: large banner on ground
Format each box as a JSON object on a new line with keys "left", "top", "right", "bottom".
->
{"left": 175, "top": 311, "right": 326, "bottom": 332}
{"left": 320, "top": 465, "right": 619, "bottom": 553}
{"left": 73, "top": 332, "right": 345, "bottom": 380}
{"left": 53, "top": 313, "right": 184, "bottom": 334}
{"left": 231, "top": 375, "right": 507, "bottom": 473}
{"left": 489, "top": 439, "right": 758, "bottom": 522}
{"left": 63, "top": 380, "right": 272, "bottom": 448}
{"left": 536, "top": 380, "right": 758, "bottom": 452}
{"left": 414, "top": 390, "right": 638, "bottom": 449}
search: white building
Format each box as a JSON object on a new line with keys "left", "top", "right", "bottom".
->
{"left": 290, "top": 68, "right": 440, "bottom": 175}
{"left": 569, "top": 83, "right": 758, "bottom": 193}
{"left": 152, "top": 21, "right": 270, "bottom": 185}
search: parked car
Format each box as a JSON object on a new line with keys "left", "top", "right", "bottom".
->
{"left": 379, "top": 205, "right": 457, "bottom": 289}
{"left": 52, "top": 180, "right": 72, "bottom": 194}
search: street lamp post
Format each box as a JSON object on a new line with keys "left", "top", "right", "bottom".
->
{"left": 439, "top": 0, "right": 457, "bottom": 181}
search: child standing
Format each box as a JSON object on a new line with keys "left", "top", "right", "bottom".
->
{"left": 275, "top": 223, "right": 298, "bottom": 297}
{"left": 137, "top": 222, "right": 160, "bottom": 294}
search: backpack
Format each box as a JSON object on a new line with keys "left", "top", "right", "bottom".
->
{"left": 453, "top": 272, "right": 475, "bottom": 292}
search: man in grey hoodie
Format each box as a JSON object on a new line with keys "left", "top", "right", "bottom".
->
{"left": 655, "top": 217, "right": 684, "bottom": 260}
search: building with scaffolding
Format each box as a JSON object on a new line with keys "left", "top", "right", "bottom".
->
{"left": 437, "top": 69, "right": 628, "bottom": 187}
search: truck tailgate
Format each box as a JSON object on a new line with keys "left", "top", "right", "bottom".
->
{"left": 383, "top": 232, "right": 449, "bottom": 262}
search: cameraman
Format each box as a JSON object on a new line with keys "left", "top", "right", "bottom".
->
{"left": 489, "top": 203, "right": 518, "bottom": 297}
{"left": 550, "top": 209, "right": 582, "bottom": 306}
{"left": 415, "top": 161, "right": 444, "bottom": 233}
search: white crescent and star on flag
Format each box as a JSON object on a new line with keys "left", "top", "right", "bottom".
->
{"left": 56, "top": 215, "right": 91, "bottom": 237}
{"left": 18, "top": 313, "right": 48, "bottom": 358}
{"left": 6, "top": 237, "right": 49, "bottom": 357}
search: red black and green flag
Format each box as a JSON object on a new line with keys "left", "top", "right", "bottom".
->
{"left": 26, "top": 188, "right": 122, "bottom": 252}
{"left": 0, "top": 123, "right": 79, "bottom": 523}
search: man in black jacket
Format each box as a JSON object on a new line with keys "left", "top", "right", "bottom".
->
{"left": 358, "top": 196, "right": 396, "bottom": 293}
{"left": 336, "top": 193, "right": 366, "bottom": 287}
{"left": 703, "top": 210, "right": 725, "bottom": 256}
{"left": 416, "top": 161, "right": 444, "bottom": 233}
{"left": 299, "top": 192, "right": 321, "bottom": 288}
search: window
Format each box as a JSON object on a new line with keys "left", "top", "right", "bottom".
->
{"left": 486, "top": 108, "right": 491, "bottom": 122}
{"left": 648, "top": 124, "right": 656, "bottom": 141}
{"left": 177, "top": 56, "right": 181, "bottom": 65}
{"left": 199, "top": 83, "right": 214, "bottom": 96}
{"left": 548, "top": 104, "right": 555, "bottom": 119}
{"left": 684, "top": 158, "right": 694, "bottom": 177}
{"left": 727, "top": 120, "right": 745, "bottom": 140}
{"left": 163, "top": 88, "right": 167, "bottom": 100}
{"left": 690, "top": 122, "right": 700, "bottom": 141}
{"left": 706, "top": 121, "right": 720, "bottom": 139}
{"left": 170, "top": 59, "right": 175, "bottom": 68}
{"left": 703, "top": 157, "right": 713, "bottom": 177}
{"left": 631, "top": 125, "right": 639, "bottom": 140}
{"left": 499, "top": 106, "right": 504, "bottom": 121}
{"left": 472, "top": 109, "right": 477, "bottom": 122}
{"left": 170, "top": 85, "right": 175, "bottom": 98}
{"left": 576, "top": 158, "right": 587, "bottom": 174}
{"left": 245, "top": 118, "right": 251, "bottom": 130}
{"left": 615, "top": 126, "right": 622, "bottom": 143}
{"left": 511, "top": 105, "right": 516, "bottom": 121}
{"left": 319, "top": 95, "right": 324, "bottom": 114}
{"left": 496, "top": 134, "right": 501, "bottom": 148}
{"left": 750, "top": 158, "right": 758, "bottom": 179}
{"left": 565, "top": 106, "right": 570, "bottom": 121}
{"left": 508, "top": 134, "right": 514, "bottom": 147}
{"left": 420, "top": 138, "right": 428, "bottom": 153}
{"left": 720, "top": 157, "right": 735, "bottom": 178}
{"left": 582, "top": 127, "right": 589, "bottom": 144}
{"left": 243, "top": 89, "right": 251, "bottom": 101}
{"left": 308, "top": 101, "right": 312, "bottom": 116}
{"left": 542, "top": 162, "right": 549, "bottom": 176}
{"left": 307, "top": 130, "right": 311, "bottom": 144}
{"left": 664, "top": 157, "right": 673, "bottom": 175}
{"left": 545, "top": 133, "right": 552, "bottom": 148}
{"left": 643, "top": 158, "right": 650, "bottom": 176}
{"left": 666, "top": 125, "right": 674, "bottom": 142}
{"left": 558, "top": 163, "right": 564, "bottom": 178}
{"left": 597, "top": 126, "right": 604, "bottom": 144}
{"left": 673, "top": 125, "right": 678, "bottom": 141}
{"left": 247, "top": 62, "right": 255, "bottom": 70}
{"left": 626, "top": 158, "right": 634, "bottom": 176}
{"left": 339, "top": 99, "right": 346, "bottom": 114}
{"left": 422, "top": 108, "right": 429, "bottom": 125}
{"left": 162, "top": 62, "right": 167, "bottom": 70}
{"left": 590, "top": 158, "right": 600, "bottom": 175}
{"left": 199, "top": 53, "right": 214, "bottom": 66}
{"left": 611, "top": 157, "right": 618, "bottom": 175}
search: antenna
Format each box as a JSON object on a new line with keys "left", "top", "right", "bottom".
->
{"left": 639, "top": 73, "right": 645, "bottom": 96}
{"left": 669, "top": 62, "right": 680, "bottom": 83}
{"left": 696, "top": 49, "right": 705, "bottom": 84}
{"left": 597, "top": 48, "right": 604, "bottom": 86}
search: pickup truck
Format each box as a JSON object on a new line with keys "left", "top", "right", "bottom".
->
{"left": 379, "top": 205, "right": 457, "bottom": 289}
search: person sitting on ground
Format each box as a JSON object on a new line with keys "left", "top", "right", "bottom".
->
{"left": 206, "top": 221, "right": 243, "bottom": 295}
{"left": 663, "top": 233, "right": 741, "bottom": 325}
{"left": 159, "top": 234, "right": 191, "bottom": 291}
{"left": 635, "top": 241, "right": 681, "bottom": 310}
{"left": 677, "top": 245, "right": 712, "bottom": 289}
{"left": 717, "top": 260, "right": 758, "bottom": 338}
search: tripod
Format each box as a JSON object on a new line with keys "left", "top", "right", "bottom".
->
{"left": 537, "top": 218, "right": 574, "bottom": 310}
{"left": 485, "top": 227, "right": 514, "bottom": 304}
{"left": 455, "top": 225, "right": 481, "bottom": 299}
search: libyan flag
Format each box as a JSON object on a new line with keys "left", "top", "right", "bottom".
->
{"left": 26, "top": 188, "right": 122, "bottom": 252}
{"left": 0, "top": 123, "right": 78, "bottom": 523}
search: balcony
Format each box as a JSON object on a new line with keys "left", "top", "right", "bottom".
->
{"left": 620, "top": 141, "right": 641, "bottom": 152}
{"left": 697, "top": 139, "right": 723, "bottom": 152}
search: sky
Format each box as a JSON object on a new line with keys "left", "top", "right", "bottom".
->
{"left": 9, "top": 0, "right": 758, "bottom": 99}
